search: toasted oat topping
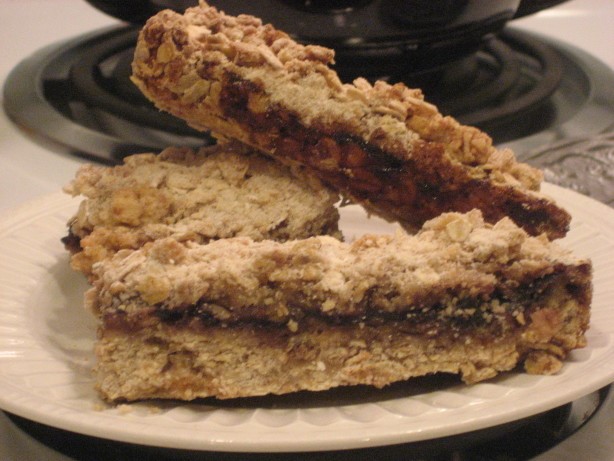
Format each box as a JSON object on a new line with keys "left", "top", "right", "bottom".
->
{"left": 87, "top": 210, "right": 583, "bottom": 322}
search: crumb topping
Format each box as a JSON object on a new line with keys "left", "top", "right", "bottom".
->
{"left": 87, "top": 210, "right": 587, "bottom": 327}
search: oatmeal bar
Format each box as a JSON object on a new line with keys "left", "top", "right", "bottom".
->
{"left": 131, "top": 2, "right": 571, "bottom": 239}
{"left": 88, "top": 210, "right": 591, "bottom": 401}
{"left": 63, "top": 142, "right": 341, "bottom": 277}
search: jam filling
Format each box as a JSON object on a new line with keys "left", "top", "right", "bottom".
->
{"left": 102, "top": 271, "right": 587, "bottom": 338}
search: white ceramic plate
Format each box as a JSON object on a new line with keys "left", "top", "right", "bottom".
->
{"left": 0, "top": 184, "right": 613, "bottom": 453}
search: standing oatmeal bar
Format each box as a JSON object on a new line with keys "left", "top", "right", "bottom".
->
{"left": 131, "top": 1, "right": 571, "bottom": 239}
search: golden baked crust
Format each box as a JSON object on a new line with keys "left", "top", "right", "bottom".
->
{"left": 131, "top": 2, "right": 571, "bottom": 239}
{"left": 88, "top": 211, "right": 591, "bottom": 401}
{"left": 63, "top": 142, "right": 341, "bottom": 277}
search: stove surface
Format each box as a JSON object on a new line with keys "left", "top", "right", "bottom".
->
{"left": 1, "top": 1, "right": 614, "bottom": 460}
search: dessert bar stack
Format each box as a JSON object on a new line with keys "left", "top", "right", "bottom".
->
{"left": 63, "top": 1, "right": 592, "bottom": 402}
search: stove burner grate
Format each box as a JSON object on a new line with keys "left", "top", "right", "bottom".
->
{"left": 4, "top": 26, "right": 210, "bottom": 164}
{"left": 418, "top": 29, "right": 563, "bottom": 135}
{"left": 70, "top": 26, "right": 563, "bottom": 146}
{"left": 3, "top": 25, "right": 614, "bottom": 164}
{"left": 69, "top": 28, "right": 197, "bottom": 136}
